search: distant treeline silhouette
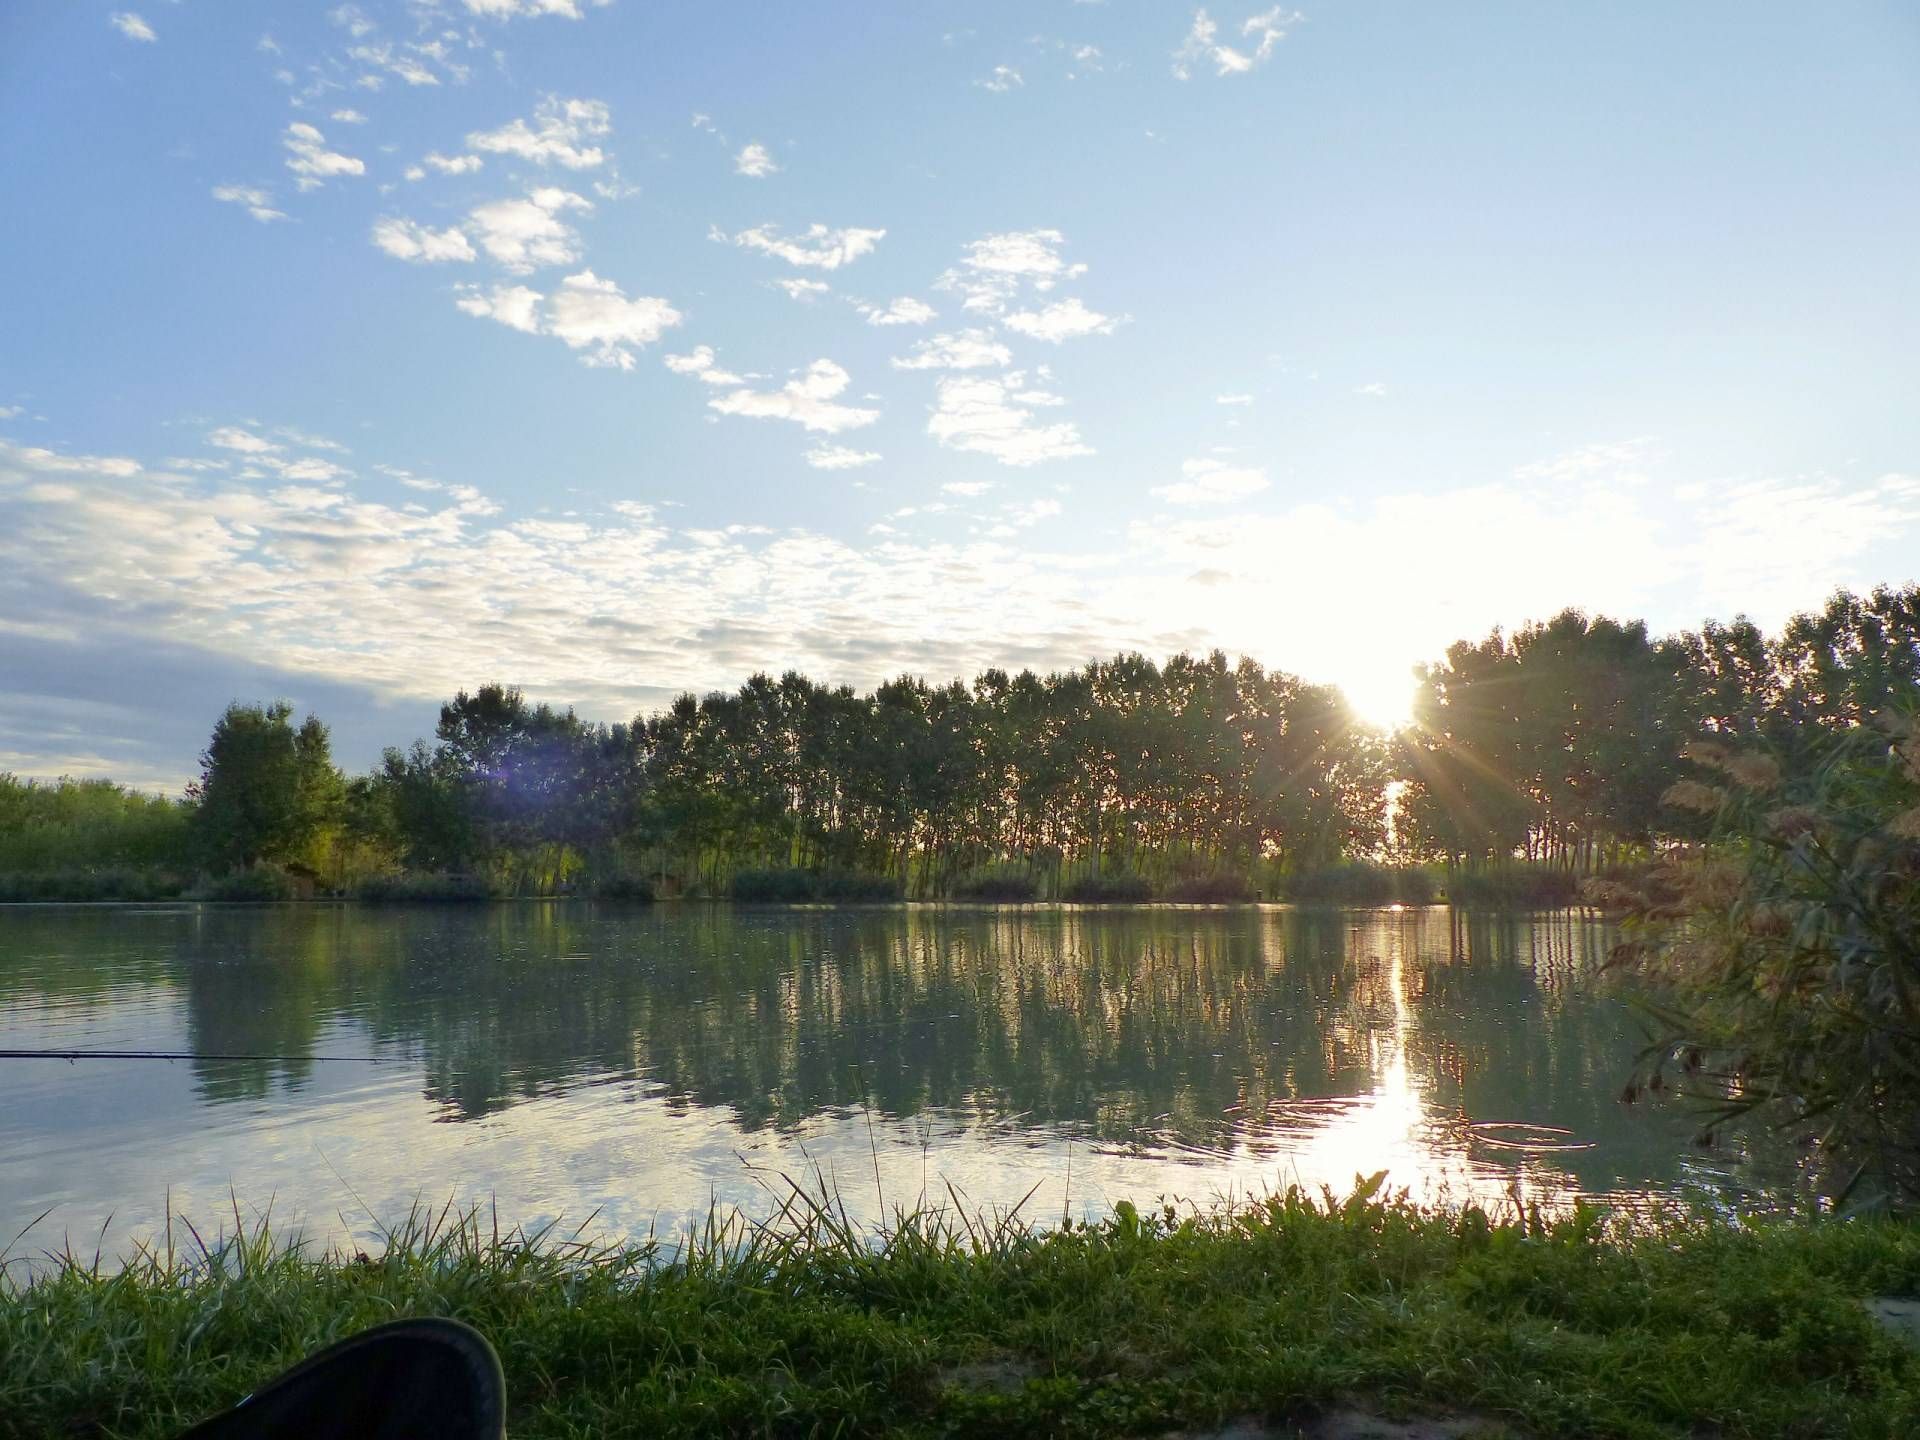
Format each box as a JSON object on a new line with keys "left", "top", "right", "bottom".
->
{"left": 1, "top": 585, "right": 1914, "bottom": 900}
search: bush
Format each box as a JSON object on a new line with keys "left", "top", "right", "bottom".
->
{"left": 587, "top": 871, "right": 656, "bottom": 902}
{"left": 949, "top": 867, "right": 1038, "bottom": 902}
{"left": 0, "top": 867, "right": 187, "bottom": 903}
{"left": 1061, "top": 871, "right": 1154, "bottom": 903}
{"left": 190, "top": 865, "right": 297, "bottom": 902}
{"left": 1441, "top": 865, "right": 1579, "bottom": 909}
{"left": 1284, "top": 862, "right": 1437, "bottom": 906}
{"left": 351, "top": 872, "right": 494, "bottom": 903}
{"left": 1163, "top": 873, "right": 1255, "bottom": 903}
{"left": 1617, "top": 718, "right": 1920, "bottom": 1209}
{"left": 731, "top": 868, "right": 901, "bottom": 903}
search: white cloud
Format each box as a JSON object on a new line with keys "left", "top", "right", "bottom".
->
{"left": 859, "top": 297, "right": 936, "bottom": 326}
{"left": 207, "top": 427, "right": 280, "bottom": 455}
{"left": 1514, "top": 438, "right": 1660, "bottom": 485}
{"left": 331, "top": 108, "right": 369, "bottom": 124}
{"left": 734, "top": 143, "right": 778, "bottom": 178}
{"left": 1153, "top": 457, "right": 1269, "bottom": 505}
{"left": 732, "top": 223, "right": 885, "bottom": 270}
{"left": 212, "top": 184, "right": 287, "bottom": 224}
{"left": 942, "top": 480, "right": 994, "bottom": 497}
{"left": 927, "top": 376, "right": 1093, "bottom": 466}
{"left": 110, "top": 12, "right": 156, "bottom": 43}
{"left": 466, "top": 187, "right": 592, "bottom": 271}
{"left": 937, "top": 229, "right": 1088, "bottom": 314}
{"left": 892, "top": 331, "right": 1012, "bottom": 371}
{"left": 1173, "top": 7, "right": 1302, "bottom": 80}
{"left": 708, "top": 361, "right": 880, "bottom": 433}
{"left": 283, "top": 123, "right": 365, "bottom": 190}
{"left": 347, "top": 42, "right": 443, "bottom": 88}
{"left": 662, "top": 346, "right": 745, "bottom": 385}
{"left": 1215, "top": 393, "right": 1253, "bottom": 406}
{"left": 805, "top": 445, "right": 882, "bottom": 471}
{"left": 455, "top": 283, "right": 544, "bottom": 334}
{"left": 455, "top": 271, "right": 679, "bottom": 367}
{"left": 774, "top": 278, "right": 829, "bottom": 302}
{"left": 1003, "top": 297, "right": 1119, "bottom": 343}
{"left": 464, "top": 0, "right": 607, "bottom": 18}
{"left": 978, "top": 66, "right": 1023, "bottom": 92}
{"left": 467, "top": 98, "right": 611, "bottom": 169}
{"left": 372, "top": 217, "right": 476, "bottom": 263}
{"left": 423, "top": 151, "right": 484, "bottom": 175}
{"left": 1353, "top": 382, "right": 1388, "bottom": 397}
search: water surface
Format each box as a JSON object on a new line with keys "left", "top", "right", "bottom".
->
{"left": 0, "top": 903, "right": 1773, "bottom": 1265}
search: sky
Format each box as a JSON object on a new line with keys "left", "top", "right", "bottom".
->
{"left": 2, "top": 2, "right": 1918, "bottom": 790}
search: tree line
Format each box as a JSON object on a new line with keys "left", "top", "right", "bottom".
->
{"left": 1, "top": 584, "right": 1914, "bottom": 901}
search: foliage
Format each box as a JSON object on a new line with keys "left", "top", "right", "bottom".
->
{"left": 1282, "top": 862, "right": 1437, "bottom": 906}
{"left": 189, "top": 704, "right": 344, "bottom": 875}
{"left": 4, "top": 1188, "right": 1918, "bottom": 1440}
{"left": 950, "top": 866, "right": 1040, "bottom": 902}
{"left": 731, "top": 867, "right": 902, "bottom": 902}
{"left": 1061, "top": 871, "right": 1155, "bottom": 903}
{"left": 1609, "top": 715, "right": 1920, "bottom": 1209}
{"left": 0, "top": 774, "right": 190, "bottom": 875}
{"left": 351, "top": 872, "right": 495, "bottom": 903}
{"left": 1443, "top": 865, "right": 1584, "bottom": 909}
{"left": 188, "top": 864, "right": 299, "bottom": 902}
{"left": 0, "top": 866, "right": 185, "bottom": 902}
{"left": 1164, "top": 872, "right": 1256, "bottom": 902}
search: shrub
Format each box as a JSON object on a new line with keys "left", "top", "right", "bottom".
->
{"left": 1442, "top": 865, "right": 1579, "bottom": 909}
{"left": 0, "top": 867, "right": 187, "bottom": 903}
{"left": 1164, "top": 873, "right": 1255, "bottom": 903}
{"left": 950, "top": 867, "right": 1039, "bottom": 902}
{"left": 351, "top": 872, "right": 494, "bottom": 903}
{"left": 587, "top": 871, "right": 656, "bottom": 902}
{"left": 1615, "top": 717, "right": 1920, "bottom": 1209}
{"left": 1284, "top": 862, "right": 1437, "bottom": 906}
{"left": 731, "top": 868, "right": 901, "bottom": 903}
{"left": 1061, "top": 872, "right": 1154, "bottom": 903}
{"left": 190, "top": 864, "right": 297, "bottom": 902}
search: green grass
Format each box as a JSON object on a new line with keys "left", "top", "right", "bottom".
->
{"left": 4, "top": 1181, "right": 1918, "bottom": 1439}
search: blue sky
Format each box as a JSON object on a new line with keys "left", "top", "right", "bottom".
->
{"left": 3, "top": 1, "right": 1918, "bottom": 786}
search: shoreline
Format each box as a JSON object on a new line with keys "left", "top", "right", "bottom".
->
{"left": 3, "top": 1189, "right": 1915, "bottom": 1438}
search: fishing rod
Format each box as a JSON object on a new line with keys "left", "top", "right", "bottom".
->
{"left": 0, "top": 1049, "right": 401, "bottom": 1063}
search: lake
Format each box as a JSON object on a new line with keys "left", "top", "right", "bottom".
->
{"left": 0, "top": 903, "right": 1787, "bottom": 1267}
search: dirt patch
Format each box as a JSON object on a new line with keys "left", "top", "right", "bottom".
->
{"left": 1865, "top": 1296, "right": 1920, "bottom": 1347}
{"left": 935, "top": 1357, "right": 1040, "bottom": 1396}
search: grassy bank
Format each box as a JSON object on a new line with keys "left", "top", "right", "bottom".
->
{"left": 4, "top": 1185, "right": 1918, "bottom": 1439}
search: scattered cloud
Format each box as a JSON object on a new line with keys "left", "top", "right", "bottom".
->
{"left": 927, "top": 375, "right": 1092, "bottom": 466}
{"left": 465, "top": 187, "right": 592, "bottom": 270}
{"left": 207, "top": 427, "right": 280, "bottom": 455}
{"left": 1173, "top": 7, "right": 1303, "bottom": 80}
{"left": 734, "top": 142, "right": 778, "bottom": 177}
{"left": 283, "top": 122, "right": 365, "bottom": 190}
{"left": 372, "top": 217, "right": 476, "bottom": 263}
{"left": 707, "top": 360, "right": 880, "bottom": 433}
{"left": 463, "top": 0, "right": 610, "bottom": 19}
{"left": 774, "top": 278, "right": 829, "bottom": 301}
{"left": 937, "top": 228, "right": 1087, "bottom": 314}
{"left": 1353, "top": 382, "right": 1388, "bottom": 397}
{"left": 892, "top": 330, "right": 1012, "bottom": 371}
{"left": 978, "top": 66, "right": 1023, "bottom": 93}
{"left": 805, "top": 444, "right": 882, "bottom": 470}
{"left": 109, "top": 12, "right": 156, "bottom": 43}
{"left": 331, "top": 108, "right": 369, "bottom": 124}
{"left": 1004, "top": 297, "right": 1120, "bottom": 343}
{"left": 1153, "top": 457, "right": 1269, "bottom": 505}
{"left": 731, "top": 223, "right": 885, "bottom": 270}
{"left": 1215, "top": 393, "right": 1254, "bottom": 406}
{"left": 423, "top": 151, "right": 484, "bottom": 175}
{"left": 458, "top": 271, "right": 681, "bottom": 366}
{"left": 662, "top": 346, "right": 746, "bottom": 386}
{"left": 859, "top": 297, "right": 936, "bottom": 326}
{"left": 467, "top": 97, "right": 611, "bottom": 169}
{"left": 212, "top": 184, "right": 287, "bottom": 224}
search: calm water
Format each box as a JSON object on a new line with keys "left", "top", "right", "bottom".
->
{"left": 0, "top": 903, "right": 1781, "bottom": 1266}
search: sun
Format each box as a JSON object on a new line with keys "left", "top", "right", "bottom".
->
{"left": 1334, "top": 661, "right": 1417, "bottom": 733}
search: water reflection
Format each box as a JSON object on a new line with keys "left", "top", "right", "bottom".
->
{"left": 0, "top": 904, "right": 1771, "bottom": 1260}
